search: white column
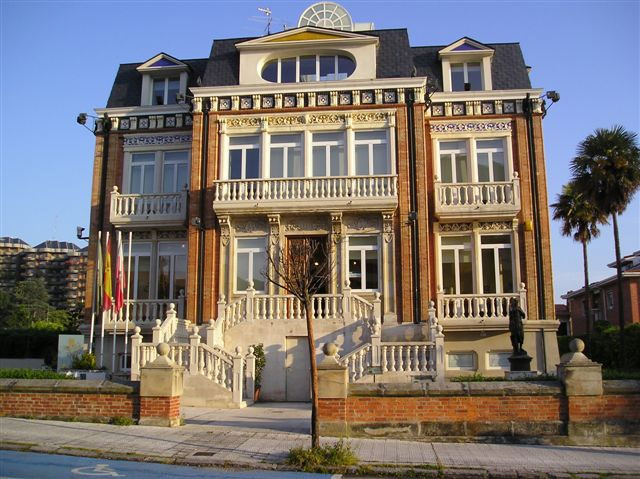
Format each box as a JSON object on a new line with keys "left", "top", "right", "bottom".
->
{"left": 232, "top": 346, "right": 244, "bottom": 405}
{"left": 346, "top": 115, "right": 355, "bottom": 176}
{"left": 304, "top": 129, "right": 313, "bottom": 178}
{"left": 189, "top": 326, "right": 200, "bottom": 375}
{"left": 388, "top": 115, "right": 397, "bottom": 175}
{"left": 472, "top": 222, "right": 482, "bottom": 294}
{"left": 469, "top": 138, "right": 478, "bottom": 183}
{"left": 130, "top": 326, "right": 142, "bottom": 381}
{"left": 261, "top": 118, "right": 269, "bottom": 179}
{"left": 219, "top": 121, "right": 229, "bottom": 180}
{"left": 382, "top": 212, "right": 396, "bottom": 321}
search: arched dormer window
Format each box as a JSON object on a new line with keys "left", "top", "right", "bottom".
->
{"left": 261, "top": 54, "right": 355, "bottom": 83}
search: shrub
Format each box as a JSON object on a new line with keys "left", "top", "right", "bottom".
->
{"left": 0, "top": 329, "right": 61, "bottom": 366}
{"left": 111, "top": 416, "right": 134, "bottom": 426}
{"left": 288, "top": 440, "right": 358, "bottom": 472}
{"left": 450, "top": 373, "right": 503, "bottom": 382}
{"left": 251, "top": 343, "right": 266, "bottom": 389}
{"left": 603, "top": 369, "right": 640, "bottom": 380}
{"left": 560, "top": 323, "right": 640, "bottom": 370}
{"left": 71, "top": 352, "right": 97, "bottom": 370}
{"left": 0, "top": 368, "right": 71, "bottom": 379}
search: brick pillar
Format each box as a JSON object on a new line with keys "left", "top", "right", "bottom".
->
{"left": 139, "top": 343, "right": 184, "bottom": 427}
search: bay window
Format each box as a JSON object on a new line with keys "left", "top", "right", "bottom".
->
{"left": 348, "top": 236, "right": 379, "bottom": 291}
{"left": 126, "top": 149, "right": 190, "bottom": 194}
{"left": 236, "top": 237, "right": 266, "bottom": 292}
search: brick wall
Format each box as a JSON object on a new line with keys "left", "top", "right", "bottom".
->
{"left": 140, "top": 396, "right": 180, "bottom": 421}
{"left": 568, "top": 394, "right": 640, "bottom": 422}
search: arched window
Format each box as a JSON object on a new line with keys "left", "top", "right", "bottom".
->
{"left": 261, "top": 54, "right": 355, "bottom": 83}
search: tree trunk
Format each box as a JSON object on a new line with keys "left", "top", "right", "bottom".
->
{"left": 611, "top": 212, "right": 626, "bottom": 367}
{"left": 304, "top": 298, "right": 320, "bottom": 448}
{"left": 582, "top": 240, "right": 592, "bottom": 350}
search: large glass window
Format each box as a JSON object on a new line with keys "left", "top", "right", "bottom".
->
{"left": 236, "top": 237, "right": 266, "bottom": 292}
{"left": 451, "top": 62, "right": 482, "bottom": 91}
{"left": 480, "top": 235, "right": 514, "bottom": 294}
{"left": 229, "top": 136, "right": 260, "bottom": 179}
{"left": 440, "top": 236, "right": 473, "bottom": 295}
{"left": 354, "top": 130, "right": 389, "bottom": 175}
{"left": 312, "top": 132, "right": 346, "bottom": 176}
{"left": 151, "top": 77, "right": 180, "bottom": 105}
{"left": 156, "top": 242, "right": 187, "bottom": 299}
{"left": 476, "top": 139, "right": 506, "bottom": 182}
{"left": 348, "top": 236, "right": 379, "bottom": 291}
{"left": 439, "top": 141, "right": 469, "bottom": 183}
{"left": 129, "top": 153, "right": 155, "bottom": 194}
{"left": 261, "top": 54, "right": 355, "bottom": 83}
{"left": 162, "top": 151, "right": 190, "bottom": 192}
{"left": 270, "top": 134, "right": 303, "bottom": 178}
{"left": 123, "top": 243, "right": 151, "bottom": 300}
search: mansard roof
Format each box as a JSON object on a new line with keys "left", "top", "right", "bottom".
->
{"left": 106, "top": 29, "right": 532, "bottom": 108}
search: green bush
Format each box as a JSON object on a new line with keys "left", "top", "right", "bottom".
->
{"left": 288, "top": 440, "right": 358, "bottom": 472}
{"left": 72, "top": 352, "right": 97, "bottom": 370}
{"left": 111, "top": 416, "right": 135, "bottom": 426}
{"left": 451, "top": 373, "right": 503, "bottom": 382}
{"left": 0, "top": 368, "right": 71, "bottom": 379}
{"left": 560, "top": 323, "right": 640, "bottom": 370}
{"left": 251, "top": 343, "right": 266, "bottom": 389}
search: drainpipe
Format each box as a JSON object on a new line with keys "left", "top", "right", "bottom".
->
{"left": 523, "top": 94, "right": 546, "bottom": 319}
{"left": 406, "top": 90, "right": 422, "bottom": 324}
{"left": 98, "top": 114, "right": 112, "bottom": 234}
{"left": 197, "top": 99, "right": 210, "bottom": 325}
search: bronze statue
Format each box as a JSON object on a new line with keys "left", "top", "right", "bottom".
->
{"left": 508, "top": 298, "right": 525, "bottom": 355}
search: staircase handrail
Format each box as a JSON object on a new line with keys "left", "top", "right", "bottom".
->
{"left": 340, "top": 342, "right": 372, "bottom": 382}
{"left": 152, "top": 303, "right": 179, "bottom": 343}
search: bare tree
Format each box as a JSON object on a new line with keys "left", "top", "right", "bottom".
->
{"left": 264, "top": 237, "right": 333, "bottom": 448}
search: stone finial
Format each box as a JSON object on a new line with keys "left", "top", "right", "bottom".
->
{"left": 155, "top": 319, "right": 162, "bottom": 327}
{"left": 560, "top": 338, "right": 593, "bottom": 365}
{"left": 235, "top": 346, "right": 243, "bottom": 356}
{"left": 248, "top": 346, "right": 255, "bottom": 356}
{"left": 208, "top": 319, "right": 215, "bottom": 326}
{"left": 111, "top": 185, "right": 119, "bottom": 193}
{"left": 168, "top": 303, "right": 176, "bottom": 313}
{"left": 157, "top": 342, "right": 170, "bottom": 357}
{"left": 192, "top": 324, "right": 199, "bottom": 335}
{"left": 133, "top": 326, "right": 142, "bottom": 336}
{"left": 323, "top": 342, "right": 338, "bottom": 357}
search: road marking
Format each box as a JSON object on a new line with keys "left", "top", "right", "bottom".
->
{"left": 71, "top": 464, "right": 125, "bottom": 477}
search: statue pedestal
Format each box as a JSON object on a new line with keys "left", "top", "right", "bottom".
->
{"left": 508, "top": 352, "right": 532, "bottom": 372}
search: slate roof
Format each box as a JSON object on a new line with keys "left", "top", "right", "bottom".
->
{"left": 34, "top": 241, "right": 81, "bottom": 251}
{"left": 0, "top": 237, "right": 30, "bottom": 247}
{"left": 106, "top": 28, "right": 532, "bottom": 108}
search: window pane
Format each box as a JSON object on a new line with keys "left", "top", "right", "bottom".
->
{"left": 493, "top": 151, "right": 506, "bottom": 181}
{"left": 252, "top": 251, "right": 266, "bottom": 291}
{"left": 482, "top": 249, "right": 496, "bottom": 294}
{"left": 230, "top": 136, "right": 259, "bottom": 146}
{"left": 289, "top": 146, "right": 304, "bottom": 177}
{"left": 350, "top": 236, "right": 377, "bottom": 246}
{"left": 166, "top": 78, "right": 180, "bottom": 104}
{"left": 355, "top": 145, "right": 369, "bottom": 175}
{"left": 163, "top": 163, "right": 175, "bottom": 193}
{"left": 481, "top": 234, "right": 511, "bottom": 245}
{"left": 440, "top": 155, "right": 453, "bottom": 183}
{"left": 355, "top": 130, "right": 386, "bottom": 142}
{"left": 313, "top": 132, "right": 344, "bottom": 143}
{"left": 176, "top": 163, "right": 189, "bottom": 190}
{"left": 152, "top": 79, "right": 165, "bottom": 105}
{"left": 312, "top": 146, "right": 326, "bottom": 176}
{"left": 238, "top": 238, "right": 265, "bottom": 249}
{"left": 442, "top": 250, "right": 455, "bottom": 295}
{"left": 477, "top": 152, "right": 490, "bottom": 182}
{"left": 157, "top": 255, "right": 170, "bottom": 299}
{"left": 137, "top": 256, "right": 151, "bottom": 299}
{"left": 236, "top": 252, "right": 250, "bottom": 291}
{"left": 448, "top": 352, "right": 474, "bottom": 369}
{"left": 440, "top": 141, "right": 466, "bottom": 152}
{"left": 319, "top": 55, "right": 335, "bottom": 81}
{"left": 143, "top": 165, "right": 155, "bottom": 193}
{"left": 451, "top": 64, "right": 465, "bottom": 91}
{"left": 270, "top": 148, "right": 284, "bottom": 178}
{"left": 130, "top": 165, "right": 142, "bottom": 194}
{"left": 261, "top": 60, "right": 277, "bottom": 82}
{"left": 271, "top": 134, "right": 301, "bottom": 144}
{"left": 459, "top": 249, "right": 473, "bottom": 294}
{"left": 337, "top": 56, "right": 355, "bottom": 80}
{"left": 348, "top": 250, "right": 361, "bottom": 289}
{"left": 498, "top": 248, "right": 513, "bottom": 293}
{"left": 365, "top": 249, "right": 378, "bottom": 289}
{"left": 477, "top": 139, "right": 503, "bottom": 150}
{"left": 441, "top": 235, "right": 470, "bottom": 246}
{"left": 467, "top": 63, "right": 482, "bottom": 90}
{"left": 132, "top": 152, "right": 155, "bottom": 163}
{"left": 299, "top": 55, "right": 316, "bottom": 82}
{"left": 373, "top": 144, "right": 388, "bottom": 174}
{"left": 229, "top": 150, "right": 242, "bottom": 179}
{"left": 281, "top": 57, "right": 296, "bottom": 83}
{"left": 330, "top": 145, "right": 346, "bottom": 176}
{"left": 455, "top": 154, "right": 468, "bottom": 182}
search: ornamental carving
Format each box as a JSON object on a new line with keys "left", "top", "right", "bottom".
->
{"left": 268, "top": 214, "right": 280, "bottom": 246}
{"left": 132, "top": 231, "right": 152, "bottom": 240}
{"left": 234, "top": 221, "right": 267, "bottom": 233}
{"left": 158, "top": 230, "right": 187, "bottom": 239}
{"left": 123, "top": 133, "right": 192, "bottom": 147}
{"left": 345, "top": 216, "right": 379, "bottom": 231}
{"left": 439, "top": 223, "right": 471, "bottom": 232}
{"left": 307, "top": 114, "right": 344, "bottom": 125}
{"left": 330, "top": 212, "right": 343, "bottom": 244}
{"left": 225, "top": 117, "right": 260, "bottom": 128}
{"left": 268, "top": 115, "right": 305, "bottom": 126}
{"left": 479, "top": 221, "right": 511, "bottom": 231}
{"left": 219, "top": 216, "right": 231, "bottom": 247}
{"left": 430, "top": 120, "right": 512, "bottom": 134}
{"left": 382, "top": 212, "right": 394, "bottom": 243}
{"left": 284, "top": 219, "right": 327, "bottom": 232}
{"left": 352, "top": 111, "right": 388, "bottom": 123}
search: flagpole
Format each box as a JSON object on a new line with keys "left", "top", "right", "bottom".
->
{"left": 124, "top": 231, "right": 132, "bottom": 372}
{"left": 100, "top": 231, "right": 109, "bottom": 368}
{"left": 112, "top": 230, "right": 123, "bottom": 373}
{"left": 111, "top": 301, "right": 116, "bottom": 372}
{"left": 88, "top": 231, "right": 101, "bottom": 354}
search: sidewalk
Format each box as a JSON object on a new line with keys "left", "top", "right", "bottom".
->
{"left": 1, "top": 405, "right": 639, "bottom": 478}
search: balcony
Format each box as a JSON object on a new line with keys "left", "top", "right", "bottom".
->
{"left": 434, "top": 176, "right": 520, "bottom": 220}
{"left": 213, "top": 175, "right": 398, "bottom": 214}
{"left": 110, "top": 186, "right": 187, "bottom": 227}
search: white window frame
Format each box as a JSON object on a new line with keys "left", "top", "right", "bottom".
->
{"left": 269, "top": 134, "right": 304, "bottom": 178}
{"left": 228, "top": 136, "right": 261, "bottom": 180}
{"left": 347, "top": 235, "right": 380, "bottom": 292}
{"left": 311, "top": 132, "right": 346, "bottom": 177}
{"left": 440, "top": 236, "right": 473, "bottom": 295}
{"left": 234, "top": 237, "right": 267, "bottom": 293}
{"left": 151, "top": 76, "right": 180, "bottom": 105}
{"left": 156, "top": 242, "right": 187, "bottom": 300}
{"left": 354, "top": 130, "right": 390, "bottom": 176}
{"left": 486, "top": 350, "right": 511, "bottom": 370}
{"left": 475, "top": 138, "right": 506, "bottom": 182}
{"left": 262, "top": 54, "right": 355, "bottom": 83}
{"left": 479, "top": 234, "right": 515, "bottom": 295}
{"left": 123, "top": 242, "right": 152, "bottom": 300}
{"left": 161, "top": 151, "right": 190, "bottom": 193}
{"left": 446, "top": 351, "right": 476, "bottom": 371}
{"left": 450, "top": 61, "right": 483, "bottom": 91}
{"left": 438, "top": 140, "right": 469, "bottom": 184}
{"left": 123, "top": 147, "right": 190, "bottom": 195}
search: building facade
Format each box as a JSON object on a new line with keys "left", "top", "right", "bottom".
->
{"left": 83, "top": 3, "right": 559, "bottom": 398}
{"left": 563, "top": 250, "right": 640, "bottom": 336}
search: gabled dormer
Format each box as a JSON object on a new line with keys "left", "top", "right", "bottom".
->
{"left": 137, "top": 53, "right": 189, "bottom": 106}
{"left": 438, "top": 37, "right": 494, "bottom": 92}
{"left": 235, "top": 26, "right": 379, "bottom": 85}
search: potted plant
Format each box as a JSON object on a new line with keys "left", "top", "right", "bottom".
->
{"left": 68, "top": 352, "right": 107, "bottom": 380}
{"left": 251, "top": 343, "right": 266, "bottom": 401}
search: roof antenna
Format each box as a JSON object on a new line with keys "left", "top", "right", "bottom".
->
{"left": 258, "top": 7, "right": 272, "bottom": 35}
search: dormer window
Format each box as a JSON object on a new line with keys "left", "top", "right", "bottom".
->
{"left": 152, "top": 77, "right": 180, "bottom": 105}
{"left": 451, "top": 62, "right": 482, "bottom": 91}
{"left": 260, "top": 54, "right": 356, "bottom": 83}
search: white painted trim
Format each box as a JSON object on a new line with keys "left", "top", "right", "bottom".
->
{"left": 95, "top": 105, "right": 190, "bottom": 117}
{"left": 236, "top": 26, "right": 378, "bottom": 49}
{"left": 439, "top": 37, "right": 493, "bottom": 54}
{"left": 136, "top": 53, "right": 189, "bottom": 72}
{"left": 431, "top": 88, "right": 543, "bottom": 102}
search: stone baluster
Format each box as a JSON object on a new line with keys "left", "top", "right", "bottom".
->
{"left": 217, "top": 294, "right": 226, "bottom": 327}
{"left": 189, "top": 325, "right": 200, "bottom": 375}
{"left": 519, "top": 282, "right": 527, "bottom": 314}
{"left": 381, "top": 345, "right": 388, "bottom": 372}
{"left": 232, "top": 346, "right": 244, "bottom": 405}
{"left": 246, "top": 284, "right": 255, "bottom": 321}
{"left": 130, "top": 326, "right": 142, "bottom": 381}
{"left": 152, "top": 319, "right": 162, "bottom": 344}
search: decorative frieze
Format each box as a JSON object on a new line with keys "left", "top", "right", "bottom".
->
{"left": 123, "top": 133, "right": 192, "bottom": 147}
{"left": 158, "top": 230, "right": 187, "bottom": 240}
{"left": 268, "top": 214, "right": 280, "bottom": 246}
{"left": 220, "top": 111, "right": 394, "bottom": 131}
{"left": 331, "top": 212, "right": 343, "bottom": 244}
{"left": 219, "top": 216, "right": 231, "bottom": 247}
{"left": 284, "top": 219, "right": 328, "bottom": 232}
{"left": 225, "top": 117, "right": 261, "bottom": 128}
{"left": 344, "top": 216, "right": 379, "bottom": 232}
{"left": 234, "top": 220, "right": 267, "bottom": 233}
{"left": 478, "top": 221, "right": 511, "bottom": 231}
{"left": 268, "top": 115, "right": 305, "bottom": 127}
{"left": 382, "top": 212, "right": 394, "bottom": 243}
{"left": 430, "top": 120, "right": 512, "bottom": 134}
{"left": 438, "top": 223, "right": 471, "bottom": 232}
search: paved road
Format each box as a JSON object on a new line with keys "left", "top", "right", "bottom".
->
{"left": 0, "top": 450, "right": 339, "bottom": 479}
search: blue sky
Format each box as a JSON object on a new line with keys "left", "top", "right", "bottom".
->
{"left": 1, "top": 0, "right": 638, "bottom": 303}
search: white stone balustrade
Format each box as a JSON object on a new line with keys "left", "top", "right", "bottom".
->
{"left": 340, "top": 344, "right": 372, "bottom": 382}
{"left": 434, "top": 176, "right": 520, "bottom": 219}
{"left": 112, "top": 293, "right": 184, "bottom": 326}
{"left": 213, "top": 175, "right": 398, "bottom": 213}
{"left": 110, "top": 186, "right": 187, "bottom": 226}
{"left": 380, "top": 342, "right": 435, "bottom": 374}
{"left": 437, "top": 284, "right": 527, "bottom": 321}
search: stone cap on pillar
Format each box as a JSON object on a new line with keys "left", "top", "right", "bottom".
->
{"left": 144, "top": 343, "right": 181, "bottom": 370}
{"left": 559, "top": 339, "right": 600, "bottom": 367}
{"left": 319, "top": 342, "right": 347, "bottom": 370}
{"left": 557, "top": 339, "right": 603, "bottom": 396}
{"left": 140, "top": 343, "right": 184, "bottom": 398}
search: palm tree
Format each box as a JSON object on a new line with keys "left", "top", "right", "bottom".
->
{"left": 570, "top": 125, "right": 640, "bottom": 355}
{"left": 551, "top": 181, "right": 606, "bottom": 343}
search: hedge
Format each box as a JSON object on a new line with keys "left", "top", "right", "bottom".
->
{"left": 0, "top": 329, "right": 62, "bottom": 366}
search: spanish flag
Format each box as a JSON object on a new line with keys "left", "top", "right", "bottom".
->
{"left": 103, "top": 233, "right": 112, "bottom": 311}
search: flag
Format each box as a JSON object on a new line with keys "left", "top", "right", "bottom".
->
{"left": 114, "top": 232, "right": 124, "bottom": 313}
{"left": 103, "top": 233, "right": 112, "bottom": 311}
{"left": 96, "top": 232, "right": 103, "bottom": 311}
